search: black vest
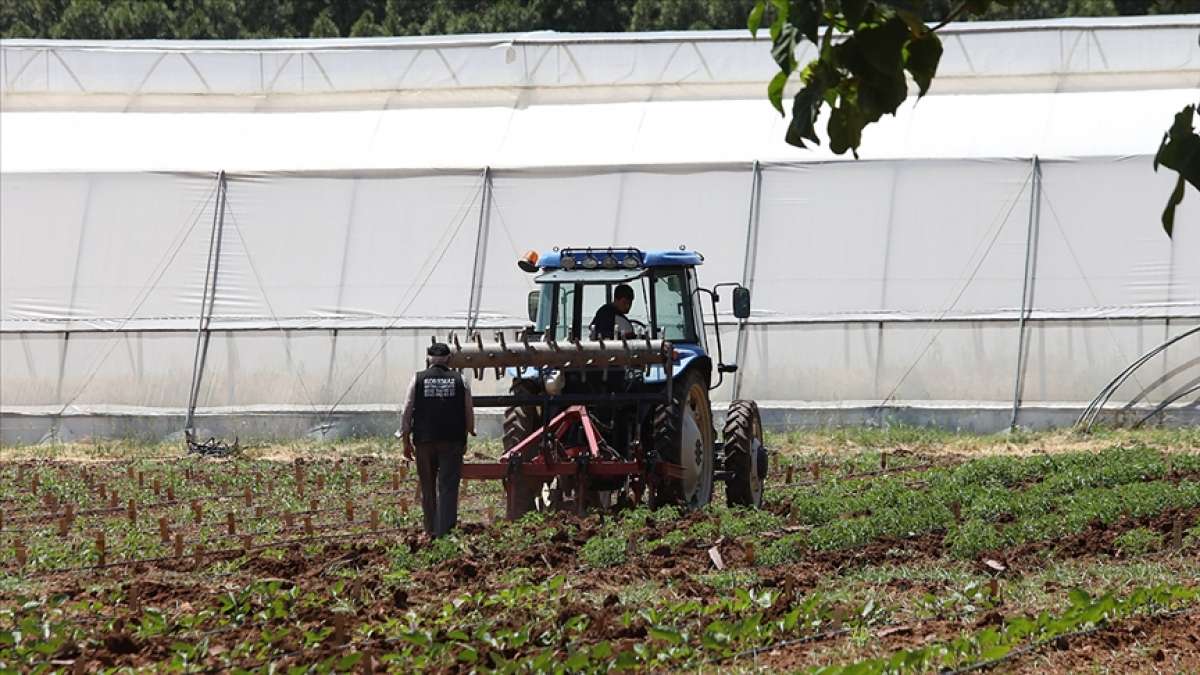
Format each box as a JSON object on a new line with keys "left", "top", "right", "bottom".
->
{"left": 411, "top": 365, "right": 467, "bottom": 444}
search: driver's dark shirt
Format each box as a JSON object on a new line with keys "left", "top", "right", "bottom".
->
{"left": 590, "top": 303, "right": 622, "bottom": 340}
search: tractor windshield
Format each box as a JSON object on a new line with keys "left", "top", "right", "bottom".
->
{"left": 535, "top": 267, "right": 699, "bottom": 343}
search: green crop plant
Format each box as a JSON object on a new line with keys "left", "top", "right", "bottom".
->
{"left": 580, "top": 534, "right": 627, "bottom": 568}
{"left": 945, "top": 519, "right": 1004, "bottom": 560}
{"left": 1113, "top": 528, "right": 1163, "bottom": 557}
{"left": 817, "top": 584, "right": 1200, "bottom": 674}
{"left": 756, "top": 532, "right": 807, "bottom": 566}
{"left": 715, "top": 505, "right": 785, "bottom": 538}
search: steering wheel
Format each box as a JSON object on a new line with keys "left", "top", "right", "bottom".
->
{"left": 627, "top": 318, "right": 648, "bottom": 338}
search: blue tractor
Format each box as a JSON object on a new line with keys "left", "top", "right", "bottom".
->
{"left": 453, "top": 247, "right": 767, "bottom": 518}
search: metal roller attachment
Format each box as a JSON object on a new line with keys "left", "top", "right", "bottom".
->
{"left": 442, "top": 338, "right": 673, "bottom": 373}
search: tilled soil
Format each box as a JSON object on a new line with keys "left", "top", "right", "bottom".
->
{"left": 6, "top": 449, "right": 1200, "bottom": 671}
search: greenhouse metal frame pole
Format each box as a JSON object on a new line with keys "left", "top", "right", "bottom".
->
{"left": 732, "top": 160, "right": 762, "bottom": 400}
{"left": 184, "top": 171, "right": 228, "bottom": 440}
{"left": 467, "top": 167, "right": 493, "bottom": 336}
{"left": 1010, "top": 157, "right": 1042, "bottom": 431}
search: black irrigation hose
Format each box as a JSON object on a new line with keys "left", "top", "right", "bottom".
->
{"left": 942, "top": 604, "right": 1200, "bottom": 675}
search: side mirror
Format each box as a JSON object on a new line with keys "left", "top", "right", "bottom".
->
{"left": 527, "top": 290, "right": 540, "bottom": 323}
{"left": 732, "top": 286, "right": 751, "bottom": 319}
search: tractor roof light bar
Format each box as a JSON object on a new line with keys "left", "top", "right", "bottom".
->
{"left": 557, "top": 247, "right": 645, "bottom": 270}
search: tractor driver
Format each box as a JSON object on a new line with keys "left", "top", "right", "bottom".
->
{"left": 589, "top": 283, "right": 636, "bottom": 340}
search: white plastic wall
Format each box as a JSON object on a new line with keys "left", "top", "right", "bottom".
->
{"left": 2, "top": 18, "right": 1199, "bottom": 437}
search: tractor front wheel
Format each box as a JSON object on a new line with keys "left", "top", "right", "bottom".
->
{"left": 724, "top": 400, "right": 766, "bottom": 508}
{"left": 651, "top": 370, "right": 715, "bottom": 509}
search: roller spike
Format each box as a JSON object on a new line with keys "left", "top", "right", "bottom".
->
{"left": 453, "top": 334, "right": 461, "bottom": 350}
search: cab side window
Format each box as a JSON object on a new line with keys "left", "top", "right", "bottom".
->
{"left": 654, "top": 269, "right": 693, "bottom": 342}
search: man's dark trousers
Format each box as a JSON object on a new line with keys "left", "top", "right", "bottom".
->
{"left": 414, "top": 440, "right": 465, "bottom": 537}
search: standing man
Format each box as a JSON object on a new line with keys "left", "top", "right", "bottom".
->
{"left": 399, "top": 342, "right": 474, "bottom": 539}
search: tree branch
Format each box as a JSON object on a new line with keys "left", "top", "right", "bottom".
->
{"left": 930, "top": 1, "right": 970, "bottom": 32}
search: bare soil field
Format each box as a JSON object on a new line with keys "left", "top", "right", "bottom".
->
{"left": 2, "top": 427, "right": 1198, "bottom": 673}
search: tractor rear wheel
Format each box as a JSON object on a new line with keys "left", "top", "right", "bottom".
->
{"left": 502, "top": 380, "right": 540, "bottom": 451}
{"left": 724, "top": 400, "right": 766, "bottom": 508}
{"left": 502, "top": 380, "right": 542, "bottom": 519}
{"left": 651, "top": 370, "right": 715, "bottom": 509}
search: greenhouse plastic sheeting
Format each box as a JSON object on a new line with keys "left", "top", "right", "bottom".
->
{"left": 1, "top": 17, "right": 1199, "bottom": 437}
{"left": 5, "top": 89, "right": 1199, "bottom": 173}
{"left": 3, "top": 16, "right": 1197, "bottom": 106}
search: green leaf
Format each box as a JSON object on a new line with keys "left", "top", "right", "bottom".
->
{"left": 591, "top": 641, "right": 613, "bottom": 659}
{"left": 827, "top": 102, "right": 866, "bottom": 156}
{"left": 768, "top": 71, "right": 790, "bottom": 115}
{"left": 648, "top": 626, "right": 683, "bottom": 644}
{"left": 796, "top": 0, "right": 823, "bottom": 43}
{"left": 456, "top": 645, "right": 478, "bottom": 663}
{"left": 786, "top": 84, "right": 825, "bottom": 147}
{"left": 615, "top": 649, "right": 639, "bottom": 668}
{"left": 564, "top": 650, "right": 588, "bottom": 670}
{"left": 1068, "top": 588, "right": 1092, "bottom": 609}
{"left": 833, "top": 17, "right": 910, "bottom": 121}
{"left": 768, "top": 0, "right": 790, "bottom": 42}
{"left": 772, "top": 22, "right": 799, "bottom": 72}
{"left": 1154, "top": 105, "right": 1200, "bottom": 211}
{"left": 904, "top": 33, "right": 943, "bottom": 97}
{"left": 749, "top": 2, "right": 766, "bottom": 36}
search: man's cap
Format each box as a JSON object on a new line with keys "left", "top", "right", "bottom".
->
{"left": 427, "top": 342, "right": 451, "bottom": 357}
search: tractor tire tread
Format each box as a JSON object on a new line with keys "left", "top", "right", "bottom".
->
{"left": 724, "top": 400, "right": 762, "bottom": 508}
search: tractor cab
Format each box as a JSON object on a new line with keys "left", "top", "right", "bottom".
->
{"left": 520, "top": 247, "right": 749, "bottom": 387}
